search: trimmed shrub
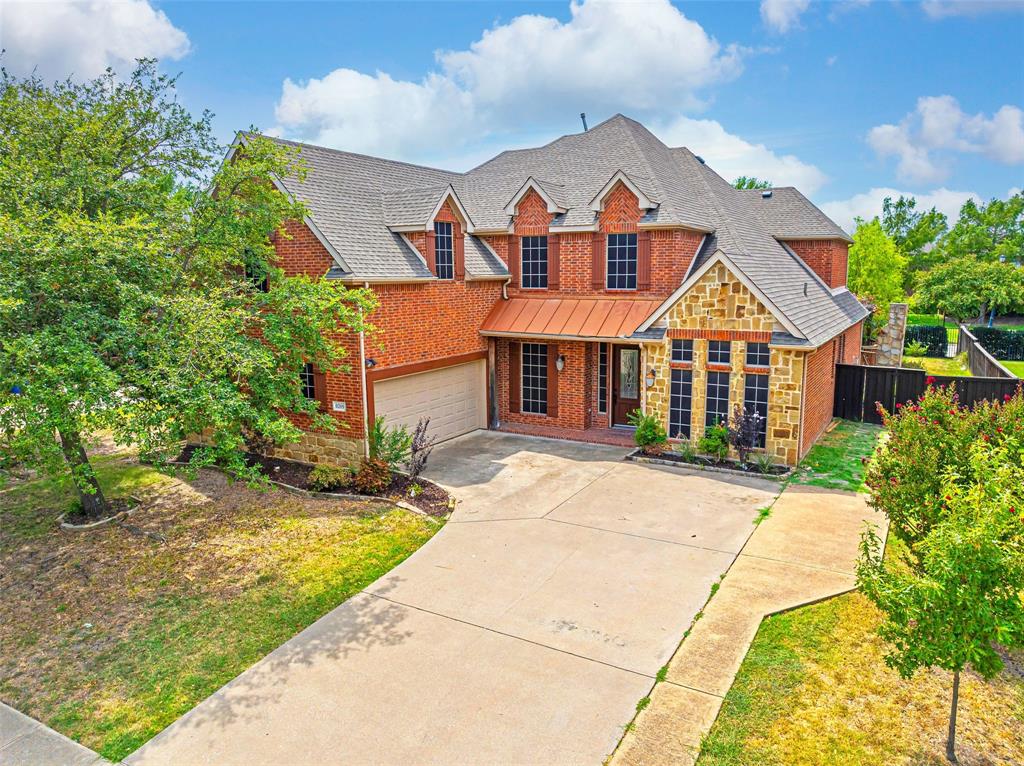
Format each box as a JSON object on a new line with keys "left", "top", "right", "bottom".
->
{"left": 368, "top": 416, "right": 412, "bottom": 472}
{"left": 308, "top": 464, "right": 351, "bottom": 492}
{"left": 969, "top": 326, "right": 1024, "bottom": 361}
{"left": 903, "top": 325, "right": 948, "bottom": 357}
{"left": 698, "top": 422, "right": 730, "bottom": 462}
{"left": 627, "top": 409, "right": 667, "bottom": 455}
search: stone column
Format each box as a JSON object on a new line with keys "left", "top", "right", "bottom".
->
{"left": 875, "top": 302, "right": 908, "bottom": 367}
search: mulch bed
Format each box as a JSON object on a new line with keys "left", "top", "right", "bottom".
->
{"left": 176, "top": 445, "right": 452, "bottom": 517}
{"left": 628, "top": 448, "right": 791, "bottom": 477}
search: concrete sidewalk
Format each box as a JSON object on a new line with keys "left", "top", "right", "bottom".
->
{"left": 0, "top": 702, "right": 112, "bottom": 766}
{"left": 610, "top": 484, "right": 887, "bottom": 766}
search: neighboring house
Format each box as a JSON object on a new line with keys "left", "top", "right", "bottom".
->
{"left": 234, "top": 114, "right": 866, "bottom": 467}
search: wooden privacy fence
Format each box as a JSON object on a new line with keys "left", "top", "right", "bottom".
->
{"left": 956, "top": 325, "right": 1016, "bottom": 378}
{"left": 833, "top": 364, "right": 1021, "bottom": 424}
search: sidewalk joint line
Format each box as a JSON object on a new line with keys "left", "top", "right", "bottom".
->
{"left": 737, "top": 552, "right": 856, "bottom": 577}
{"left": 662, "top": 680, "right": 725, "bottom": 699}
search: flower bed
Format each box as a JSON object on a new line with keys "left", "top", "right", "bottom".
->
{"left": 176, "top": 446, "right": 452, "bottom": 517}
{"left": 627, "top": 449, "right": 791, "bottom": 478}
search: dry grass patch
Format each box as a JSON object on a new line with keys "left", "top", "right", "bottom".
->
{"left": 698, "top": 591, "right": 1023, "bottom": 766}
{"left": 0, "top": 448, "right": 440, "bottom": 761}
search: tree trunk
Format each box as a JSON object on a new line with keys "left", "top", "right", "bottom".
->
{"left": 946, "top": 670, "right": 960, "bottom": 764}
{"left": 58, "top": 429, "right": 109, "bottom": 517}
{"left": 977, "top": 303, "right": 987, "bottom": 325}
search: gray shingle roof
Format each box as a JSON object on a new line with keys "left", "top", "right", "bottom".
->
{"left": 261, "top": 115, "right": 863, "bottom": 346}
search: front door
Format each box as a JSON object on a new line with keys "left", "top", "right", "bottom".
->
{"left": 612, "top": 345, "right": 641, "bottom": 426}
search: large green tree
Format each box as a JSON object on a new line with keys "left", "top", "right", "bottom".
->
{"left": 941, "top": 193, "right": 1024, "bottom": 264}
{"left": 847, "top": 217, "right": 907, "bottom": 314}
{"left": 0, "top": 62, "right": 376, "bottom": 518}
{"left": 880, "top": 195, "right": 948, "bottom": 291}
{"left": 914, "top": 256, "right": 1024, "bottom": 324}
{"left": 733, "top": 175, "right": 772, "bottom": 190}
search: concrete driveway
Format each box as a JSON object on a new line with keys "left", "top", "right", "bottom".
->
{"left": 128, "top": 432, "right": 778, "bottom": 766}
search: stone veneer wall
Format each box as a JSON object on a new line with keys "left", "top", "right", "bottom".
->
{"left": 874, "top": 302, "right": 908, "bottom": 367}
{"left": 270, "top": 431, "right": 364, "bottom": 467}
{"left": 643, "top": 262, "right": 805, "bottom": 465}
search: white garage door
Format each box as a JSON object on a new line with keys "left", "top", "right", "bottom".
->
{"left": 374, "top": 360, "right": 486, "bottom": 444}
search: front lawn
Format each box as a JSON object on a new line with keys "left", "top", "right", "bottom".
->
{"left": 918, "top": 354, "right": 972, "bottom": 377}
{"left": 0, "top": 447, "right": 440, "bottom": 761}
{"left": 790, "top": 420, "right": 882, "bottom": 492}
{"left": 697, "top": 590, "right": 1024, "bottom": 765}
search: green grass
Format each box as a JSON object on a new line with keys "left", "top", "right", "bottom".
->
{"left": 917, "top": 354, "right": 972, "bottom": 377}
{"left": 697, "top": 591, "right": 1024, "bottom": 765}
{"left": 906, "top": 313, "right": 943, "bottom": 326}
{"left": 1, "top": 453, "right": 440, "bottom": 761}
{"left": 790, "top": 420, "right": 881, "bottom": 493}
{"left": 999, "top": 360, "right": 1024, "bottom": 377}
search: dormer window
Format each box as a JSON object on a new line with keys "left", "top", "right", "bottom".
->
{"left": 434, "top": 221, "right": 454, "bottom": 279}
{"left": 606, "top": 233, "right": 637, "bottom": 290}
{"left": 521, "top": 236, "right": 548, "bottom": 289}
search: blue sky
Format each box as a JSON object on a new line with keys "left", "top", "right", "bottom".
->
{"left": 2, "top": 0, "right": 1022, "bottom": 230}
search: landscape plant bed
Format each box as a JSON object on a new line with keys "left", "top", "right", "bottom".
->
{"left": 627, "top": 449, "right": 791, "bottom": 478}
{"left": 176, "top": 445, "right": 452, "bottom": 517}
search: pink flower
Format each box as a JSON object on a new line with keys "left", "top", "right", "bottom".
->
{"left": 1005, "top": 394, "right": 1012, "bottom": 402}
{"left": 926, "top": 376, "right": 936, "bottom": 385}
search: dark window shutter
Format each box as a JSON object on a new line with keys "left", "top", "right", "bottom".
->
{"left": 314, "top": 368, "right": 329, "bottom": 412}
{"left": 547, "top": 344, "right": 559, "bottom": 419}
{"left": 637, "top": 230, "right": 651, "bottom": 290}
{"left": 425, "top": 230, "right": 437, "bottom": 275}
{"left": 591, "top": 232, "right": 605, "bottom": 289}
{"left": 548, "top": 234, "right": 560, "bottom": 290}
{"left": 509, "top": 234, "right": 520, "bottom": 288}
{"left": 509, "top": 341, "right": 521, "bottom": 413}
{"left": 454, "top": 223, "right": 466, "bottom": 280}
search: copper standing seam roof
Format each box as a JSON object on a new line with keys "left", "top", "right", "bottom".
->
{"left": 480, "top": 297, "right": 663, "bottom": 340}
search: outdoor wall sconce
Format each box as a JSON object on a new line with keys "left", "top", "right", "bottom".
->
{"left": 365, "top": 358, "right": 377, "bottom": 369}
{"left": 645, "top": 368, "right": 657, "bottom": 388}
{"left": 555, "top": 354, "right": 566, "bottom": 372}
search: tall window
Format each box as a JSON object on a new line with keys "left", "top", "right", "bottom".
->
{"left": 522, "top": 343, "right": 548, "bottom": 415}
{"left": 521, "top": 236, "right": 548, "bottom": 289}
{"left": 669, "top": 369, "right": 693, "bottom": 439}
{"left": 707, "top": 340, "right": 731, "bottom": 365}
{"left": 597, "top": 343, "right": 608, "bottom": 414}
{"left": 671, "top": 339, "right": 693, "bottom": 363}
{"left": 300, "top": 362, "right": 316, "bottom": 400}
{"left": 434, "top": 221, "right": 454, "bottom": 279}
{"left": 743, "top": 373, "right": 769, "bottom": 447}
{"left": 244, "top": 252, "right": 269, "bottom": 293}
{"left": 705, "top": 371, "right": 730, "bottom": 429}
{"left": 606, "top": 233, "right": 637, "bottom": 290}
{"left": 745, "top": 342, "right": 770, "bottom": 367}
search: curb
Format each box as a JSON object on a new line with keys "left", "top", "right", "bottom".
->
{"left": 627, "top": 451, "right": 792, "bottom": 480}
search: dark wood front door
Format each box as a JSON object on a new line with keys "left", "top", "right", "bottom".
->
{"left": 612, "top": 345, "right": 641, "bottom": 426}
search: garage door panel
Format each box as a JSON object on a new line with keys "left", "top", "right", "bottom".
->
{"left": 374, "top": 360, "right": 486, "bottom": 443}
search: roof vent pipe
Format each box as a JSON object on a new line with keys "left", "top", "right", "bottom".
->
{"left": 803, "top": 282, "right": 808, "bottom": 297}
{"left": 580, "top": 112, "right": 588, "bottom": 132}
{"left": 695, "top": 155, "right": 705, "bottom": 164}
{"left": 761, "top": 190, "right": 773, "bottom": 198}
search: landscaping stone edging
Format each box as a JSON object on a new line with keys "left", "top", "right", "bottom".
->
{"left": 166, "top": 460, "right": 443, "bottom": 518}
{"left": 627, "top": 451, "right": 792, "bottom": 480}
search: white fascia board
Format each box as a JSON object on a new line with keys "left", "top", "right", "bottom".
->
{"left": 503, "top": 177, "right": 567, "bottom": 216}
{"left": 589, "top": 170, "right": 657, "bottom": 212}
{"left": 426, "top": 185, "right": 475, "bottom": 233}
{"left": 636, "top": 250, "right": 805, "bottom": 339}
{"left": 226, "top": 132, "right": 352, "bottom": 274}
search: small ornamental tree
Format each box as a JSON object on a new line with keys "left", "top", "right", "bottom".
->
{"left": 857, "top": 441, "right": 1024, "bottom": 763}
{"left": 0, "top": 62, "right": 377, "bottom": 518}
{"left": 727, "top": 405, "right": 764, "bottom": 465}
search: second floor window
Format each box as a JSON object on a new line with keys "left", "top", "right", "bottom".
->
{"left": 671, "top": 339, "right": 693, "bottom": 363}
{"left": 606, "top": 233, "right": 637, "bottom": 290}
{"left": 746, "top": 342, "right": 770, "bottom": 367}
{"left": 434, "top": 221, "right": 454, "bottom": 279}
{"left": 300, "top": 362, "right": 316, "bottom": 400}
{"left": 707, "top": 340, "right": 731, "bottom": 366}
{"left": 521, "top": 235, "right": 548, "bottom": 289}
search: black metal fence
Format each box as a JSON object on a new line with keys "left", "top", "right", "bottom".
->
{"left": 956, "top": 326, "right": 1016, "bottom": 378}
{"left": 833, "top": 364, "right": 1021, "bottom": 424}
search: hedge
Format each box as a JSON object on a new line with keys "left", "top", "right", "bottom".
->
{"left": 903, "top": 325, "right": 948, "bottom": 357}
{"left": 969, "top": 326, "right": 1024, "bottom": 361}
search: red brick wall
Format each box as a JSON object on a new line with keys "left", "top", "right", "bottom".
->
{"left": 274, "top": 219, "right": 336, "bottom": 277}
{"left": 513, "top": 189, "right": 554, "bottom": 236}
{"left": 496, "top": 339, "right": 588, "bottom": 430}
{"left": 840, "top": 321, "right": 863, "bottom": 364}
{"left": 800, "top": 337, "right": 839, "bottom": 457}
{"left": 598, "top": 182, "right": 641, "bottom": 233}
{"left": 784, "top": 239, "right": 849, "bottom": 289}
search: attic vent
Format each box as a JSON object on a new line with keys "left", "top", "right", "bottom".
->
{"left": 803, "top": 282, "right": 808, "bottom": 297}
{"left": 695, "top": 155, "right": 705, "bottom": 164}
{"left": 761, "top": 190, "right": 773, "bottom": 199}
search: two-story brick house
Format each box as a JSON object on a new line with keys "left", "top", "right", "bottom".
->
{"left": 236, "top": 114, "right": 866, "bottom": 467}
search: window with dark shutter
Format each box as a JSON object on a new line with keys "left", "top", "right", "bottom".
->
{"left": 521, "top": 236, "right": 548, "bottom": 289}
{"left": 521, "top": 343, "right": 548, "bottom": 415}
{"left": 606, "top": 233, "right": 637, "bottom": 290}
{"left": 434, "top": 222, "right": 454, "bottom": 279}
{"left": 597, "top": 343, "right": 608, "bottom": 414}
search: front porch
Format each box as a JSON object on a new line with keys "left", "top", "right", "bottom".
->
{"left": 495, "top": 421, "right": 637, "bottom": 448}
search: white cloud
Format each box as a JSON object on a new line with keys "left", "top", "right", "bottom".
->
{"left": 760, "top": 0, "right": 811, "bottom": 33}
{"left": 273, "top": 0, "right": 743, "bottom": 164}
{"left": 922, "top": 1, "right": 1024, "bottom": 19}
{"left": 826, "top": 55, "right": 838, "bottom": 67}
{"left": 651, "top": 115, "right": 828, "bottom": 194}
{"left": 0, "top": 0, "right": 190, "bottom": 80}
{"left": 820, "top": 187, "right": 981, "bottom": 233}
{"left": 868, "top": 95, "right": 1024, "bottom": 183}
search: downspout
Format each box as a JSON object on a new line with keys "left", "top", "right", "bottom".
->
{"left": 359, "top": 282, "right": 371, "bottom": 458}
{"left": 796, "top": 351, "right": 807, "bottom": 462}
